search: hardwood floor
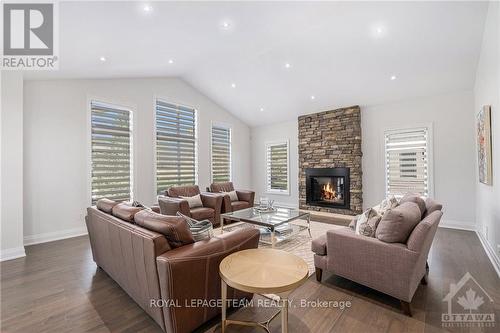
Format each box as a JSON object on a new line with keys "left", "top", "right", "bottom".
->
{"left": 1, "top": 227, "right": 498, "bottom": 332}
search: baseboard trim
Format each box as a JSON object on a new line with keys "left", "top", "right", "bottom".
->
{"left": 0, "top": 246, "right": 26, "bottom": 262}
{"left": 24, "top": 227, "right": 88, "bottom": 246}
{"left": 476, "top": 230, "right": 500, "bottom": 278}
{"left": 439, "top": 219, "right": 476, "bottom": 231}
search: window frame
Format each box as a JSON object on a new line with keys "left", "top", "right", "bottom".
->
{"left": 265, "top": 140, "right": 290, "bottom": 196}
{"left": 153, "top": 97, "right": 198, "bottom": 195}
{"left": 383, "top": 124, "right": 434, "bottom": 198}
{"left": 87, "top": 98, "right": 135, "bottom": 205}
{"left": 210, "top": 121, "right": 232, "bottom": 183}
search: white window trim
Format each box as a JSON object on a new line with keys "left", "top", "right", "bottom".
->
{"left": 210, "top": 121, "right": 232, "bottom": 183}
{"left": 86, "top": 97, "right": 136, "bottom": 206}
{"left": 265, "top": 140, "right": 290, "bottom": 196}
{"left": 152, "top": 96, "right": 198, "bottom": 196}
{"left": 383, "top": 124, "right": 434, "bottom": 199}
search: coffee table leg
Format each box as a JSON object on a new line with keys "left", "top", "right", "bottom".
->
{"left": 221, "top": 279, "right": 227, "bottom": 333}
{"left": 281, "top": 297, "right": 288, "bottom": 333}
{"left": 271, "top": 229, "right": 276, "bottom": 248}
{"left": 220, "top": 216, "right": 224, "bottom": 234}
{"left": 307, "top": 214, "right": 311, "bottom": 238}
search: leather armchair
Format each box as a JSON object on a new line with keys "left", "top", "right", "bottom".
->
{"left": 209, "top": 182, "right": 255, "bottom": 214}
{"left": 159, "top": 185, "right": 223, "bottom": 226}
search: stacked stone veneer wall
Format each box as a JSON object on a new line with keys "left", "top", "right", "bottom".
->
{"left": 298, "top": 105, "right": 362, "bottom": 215}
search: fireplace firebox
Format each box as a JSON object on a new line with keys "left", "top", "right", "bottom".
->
{"left": 305, "top": 168, "right": 350, "bottom": 209}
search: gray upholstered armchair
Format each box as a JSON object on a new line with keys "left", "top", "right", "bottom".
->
{"left": 311, "top": 199, "right": 443, "bottom": 316}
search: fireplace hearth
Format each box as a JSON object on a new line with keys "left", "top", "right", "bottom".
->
{"left": 305, "top": 168, "right": 350, "bottom": 210}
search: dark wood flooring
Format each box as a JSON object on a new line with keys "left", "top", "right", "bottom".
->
{"left": 1, "top": 227, "right": 499, "bottom": 332}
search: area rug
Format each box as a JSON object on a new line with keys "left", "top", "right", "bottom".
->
{"left": 214, "top": 220, "right": 343, "bottom": 275}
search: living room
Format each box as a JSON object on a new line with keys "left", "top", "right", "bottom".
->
{"left": 1, "top": 1, "right": 499, "bottom": 332}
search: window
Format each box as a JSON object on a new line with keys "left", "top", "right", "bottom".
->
{"left": 211, "top": 124, "right": 231, "bottom": 182}
{"left": 385, "top": 127, "right": 431, "bottom": 197}
{"left": 90, "top": 101, "right": 132, "bottom": 204}
{"left": 266, "top": 141, "right": 289, "bottom": 194}
{"left": 155, "top": 100, "right": 196, "bottom": 193}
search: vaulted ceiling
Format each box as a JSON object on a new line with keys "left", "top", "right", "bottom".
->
{"left": 25, "top": 1, "right": 488, "bottom": 127}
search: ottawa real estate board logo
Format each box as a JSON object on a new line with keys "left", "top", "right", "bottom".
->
{"left": 442, "top": 272, "right": 495, "bottom": 328}
{"left": 1, "top": 2, "right": 58, "bottom": 70}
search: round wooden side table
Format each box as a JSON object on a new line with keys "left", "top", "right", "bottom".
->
{"left": 219, "top": 248, "right": 309, "bottom": 333}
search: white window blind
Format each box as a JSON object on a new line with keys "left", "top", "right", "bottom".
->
{"left": 211, "top": 125, "right": 231, "bottom": 182}
{"left": 91, "top": 101, "right": 132, "bottom": 204}
{"left": 266, "top": 142, "right": 289, "bottom": 194}
{"left": 385, "top": 127, "right": 429, "bottom": 197}
{"left": 155, "top": 100, "right": 196, "bottom": 193}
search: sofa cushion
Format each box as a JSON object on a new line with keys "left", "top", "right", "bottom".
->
{"left": 231, "top": 200, "right": 251, "bottom": 211}
{"left": 376, "top": 202, "right": 422, "bottom": 243}
{"left": 96, "top": 198, "right": 117, "bottom": 213}
{"left": 134, "top": 210, "right": 194, "bottom": 248}
{"left": 111, "top": 202, "right": 144, "bottom": 222}
{"left": 311, "top": 234, "right": 327, "bottom": 255}
{"left": 179, "top": 194, "right": 203, "bottom": 208}
{"left": 210, "top": 182, "right": 234, "bottom": 192}
{"left": 399, "top": 193, "right": 426, "bottom": 217}
{"left": 167, "top": 185, "right": 200, "bottom": 197}
{"left": 190, "top": 207, "right": 215, "bottom": 220}
{"left": 424, "top": 197, "right": 442, "bottom": 216}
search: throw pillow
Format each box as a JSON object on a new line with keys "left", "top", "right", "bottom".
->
{"left": 399, "top": 193, "right": 426, "bottom": 217}
{"left": 179, "top": 194, "right": 203, "bottom": 208}
{"left": 355, "top": 208, "right": 379, "bottom": 236}
{"left": 176, "top": 212, "right": 213, "bottom": 241}
{"left": 375, "top": 202, "right": 422, "bottom": 243}
{"left": 134, "top": 210, "right": 194, "bottom": 248}
{"left": 223, "top": 190, "right": 239, "bottom": 202}
{"left": 358, "top": 215, "right": 382, "bottom": 237}
{"left": 378, "top": 196, "right": 399, "bottom": 214}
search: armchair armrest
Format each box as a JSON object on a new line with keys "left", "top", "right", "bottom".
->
{"left": 236, "top": 190, "right": 255, "bottom": 206}
{"left": 156, "top": 228, "right": 260, "bottom": 333}
{"left": 327, "top": 228, "right": 419, "bottom": 300}
{"left": 220, "top": 194, "right": 232, "bottom": 213}
{"left": 158, "top": 197, "right": 190, "bottom": 217}
{"left": 200, "top": 192, "right": 223, "bottom": 225}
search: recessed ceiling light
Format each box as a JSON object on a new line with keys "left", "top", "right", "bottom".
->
{"left": 260, "top": 107, "right": 264, "bottom": 112}
{"left": 390, "top": 75, "right": 397, "bottom": 80}
{"left": 310, "top": 95, "right": 316, "bottom": 100}
{"left": 168, "top": 59, "right": 174, "bottom": 64}
{"left": 143, "top": 5, "right": 152, "bottom": 12}
{"left": 284, "top": 63, "right": 291, "bottom": 69}
{"left": 99, "top": 56, "right": 106, "bottom": 62}
{"left": 231, "top": 83, "right": 236, "bottom": 88}
{"left": 371, "top": 24, "right": 387, "bottom": 38}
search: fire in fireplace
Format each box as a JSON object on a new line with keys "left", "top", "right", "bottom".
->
{"left": 306, "top": 168, "right": 350, "bottom": 209}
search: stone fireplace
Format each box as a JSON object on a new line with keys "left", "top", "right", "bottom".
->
{"left": 298, "top": 106, "right": 362, "bottom": 215}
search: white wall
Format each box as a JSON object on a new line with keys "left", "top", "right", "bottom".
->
{"left": 23, "top": 78, "right": 251, "bottom": 243}
{"left": 0, "top": 71, "right": 26, "bottom": 260}
{"left": 250, "top": 91, "right": 476, "bottom": 229}
{"left": 250, "top": 120, "right": 298, "bottom": 207}
{"left": 362, "top": 91, "right": 476, "bottom": 229}
{"left": 474, "top": 1, "right": 500, "bottom": 266}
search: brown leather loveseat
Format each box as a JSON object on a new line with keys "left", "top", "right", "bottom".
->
{"left": 86, "top": 199, "right": 260, "bottom": 333}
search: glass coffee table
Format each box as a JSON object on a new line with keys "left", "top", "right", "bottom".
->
{"left": 220, "top": 207, "right": 311, "bottom": 248}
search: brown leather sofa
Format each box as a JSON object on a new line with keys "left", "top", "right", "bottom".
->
{"left": 159, "top": 185, "right": 223, "bottom": 226}
{"left": 209, "top": 182, "right": 255, "bottom": 214}
{"left": 86, "top": 199, "right": 260, "bottom": 333}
